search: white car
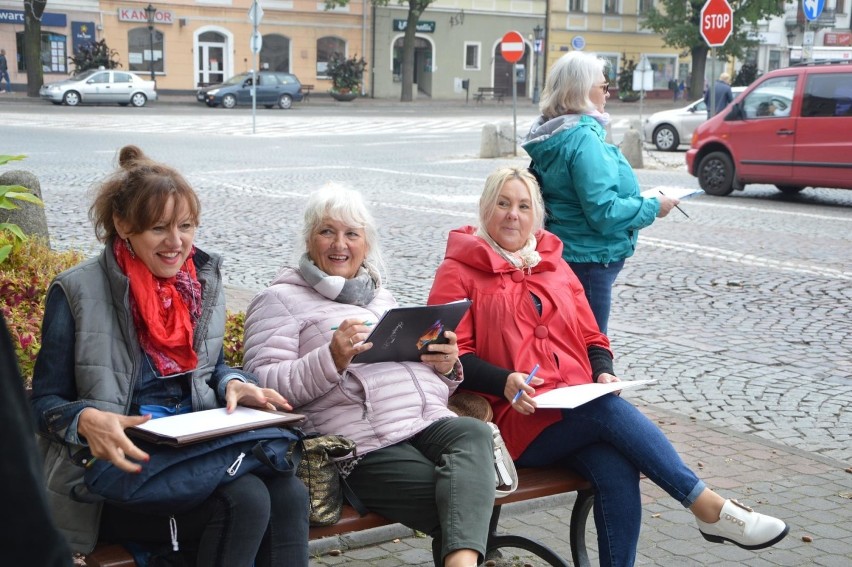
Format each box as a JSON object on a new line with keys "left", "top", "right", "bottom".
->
{"left": 40, "top": 69, "right": 158, "bottom": 107}
{"left": 644, "top": 87, "right": 745, "bottom": 151}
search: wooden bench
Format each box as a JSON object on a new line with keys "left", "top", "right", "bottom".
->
{"left": 301, "top": 84, "right": 314, "bottom": 102}
{"left": 84, "top": 466, "right": 594, "bottom": 567}
{"left": 474, "top": 87, "right": 505, "bottom": 103}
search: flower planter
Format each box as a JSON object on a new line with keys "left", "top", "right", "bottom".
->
{"left": 330, "top": 91, "right": 358, "bottom": 102}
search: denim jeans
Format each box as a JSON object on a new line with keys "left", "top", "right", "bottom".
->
{"left": 100, "top": 472, "right": 309, "bottom": 567}
{"left": 345, "top": 417, "right": 494, "bottom": 563}
{"left": 567, "top": 260, "right": 626, "bottom": 334}
{"left": 516, "top": 394, "right": 705, "bottom": 567}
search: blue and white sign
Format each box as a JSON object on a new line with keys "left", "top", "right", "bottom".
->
{"left": 0, "top": 9, "right": 67, "bottom": 27}
{"left": 571, "top": 36, "right": 585, "bottom": 50}
{"left": 802, "top": 0, "right": 825, "bottom": 21}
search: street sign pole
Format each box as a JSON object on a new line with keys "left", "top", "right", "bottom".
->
{"left": 500, "top": 31, "right": 525, "bottom": 157}
{"left": 699, "top": 0, "right": 733, "bottom": 118}
{"left": 248, "top": 0, "right": 264, "bottom": 134}
{"left": 710, "top": 48, "right": 716, "bottom": 120}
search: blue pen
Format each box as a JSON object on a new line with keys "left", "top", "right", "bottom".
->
{"left": 512, "top": 364, "right": 540, "bottom": 404}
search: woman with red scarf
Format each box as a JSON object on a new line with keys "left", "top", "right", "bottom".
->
{"left": 30, "top": 145, "right": 309, "bottom": 566}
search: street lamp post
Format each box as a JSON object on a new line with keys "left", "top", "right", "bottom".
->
{"left": 532, "top": 25, "right": 544, "bottom": 104}
{"left": 145, "top": 3, "right": 157, "bottom": 82}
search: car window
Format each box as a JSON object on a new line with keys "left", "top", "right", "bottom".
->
{"left": 276, "top": 73, "right": 296, "bottom": 85}
{"left": 742, "top": 76, "right": 797, "bottom": 118}
{"left": 88, "top": 73, "right": 110, "bottom": 84}
{"left": 259, "top": 74, "right": 279, "bottom": 86}
{"left": 802, "top": 72, "right": 852, "bottom": 117}
{"left": 224, "top": 74, "right": 248, "bottom": 86}
{"left": 113, "top": 73, "right": 132, "bottom": 84}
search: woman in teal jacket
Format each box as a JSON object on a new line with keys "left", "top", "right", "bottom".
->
{"left": 523, "top": 51, "right": 679, "bottom": 333}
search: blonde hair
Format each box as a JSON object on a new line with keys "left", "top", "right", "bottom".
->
{"left": 478, "top": 167, "right": 545, "bottom": 234}
{"left": 539, "top": 51, "right": 607, "bottom": 119}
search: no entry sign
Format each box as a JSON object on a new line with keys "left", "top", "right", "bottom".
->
{"left": 700, "top": 0, "right": 733, "bottom": 47}
{"left": 501, "top": 31, "right": 525, "bottom": 64}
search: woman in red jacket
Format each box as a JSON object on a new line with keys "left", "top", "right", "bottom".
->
{"left": 428, "top": 167, "right": 788, "bottom": 567}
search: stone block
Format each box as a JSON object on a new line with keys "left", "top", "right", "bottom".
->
{"left": 621, "top": 129, "right": 644, "bottom": 169}
{"left": 0, "top": 170, "right": 50, "bottom": 243}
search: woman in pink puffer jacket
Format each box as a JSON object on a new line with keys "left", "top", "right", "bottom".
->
{"left": 243, "top": 184, "right": 495, "bottom": 567}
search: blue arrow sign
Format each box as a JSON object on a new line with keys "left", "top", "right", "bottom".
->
{"left": 802, "top": 0, "right": 825, "bottom": 21}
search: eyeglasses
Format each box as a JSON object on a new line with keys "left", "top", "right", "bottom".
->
{"left": 598, "top": 83, "right": 610, "bottom": 94}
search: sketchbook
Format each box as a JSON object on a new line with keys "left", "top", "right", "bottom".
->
{"left": 532, "top": 379, "right": 656, "bottom": 409}
{"left": 351, "top": 299, "right": 472, "bottom": 364}
{"left": 127, "top": 407, "right": 305, "bottom": 447}
{"left": 641, "top": 187, "right": 704, "bottom": 200}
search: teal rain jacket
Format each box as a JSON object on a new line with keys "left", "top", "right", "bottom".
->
{"left": 523, "top": 114, "right": 659, "bottom": 264}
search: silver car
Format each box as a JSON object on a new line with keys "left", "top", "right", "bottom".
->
{"left": 39, "top": 69, "right": 158, "bottom": 107}
{"left": 644, "top": 87, "right": 745, "bottom": 151}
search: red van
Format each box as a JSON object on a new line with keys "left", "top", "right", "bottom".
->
{"left": 686, "top": 61, "right": 852, "bottom": 196}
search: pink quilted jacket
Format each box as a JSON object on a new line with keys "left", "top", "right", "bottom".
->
{"left": 242, "top": 268, "right": 460, "bottom": 457}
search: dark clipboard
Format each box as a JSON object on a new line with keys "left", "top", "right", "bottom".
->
{"left": 126, "top": 407, "right": 305, "bottom": 447}
{"left": 351, "top": 299, "right": 472, "bottom": 364}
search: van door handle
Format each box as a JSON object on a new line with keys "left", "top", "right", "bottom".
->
{"left": 776, "top": 129, "right": 794, "bottom": 136}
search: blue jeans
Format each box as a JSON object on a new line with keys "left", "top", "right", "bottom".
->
{"left": 516, "top": 395, "right": 705, "bottom": 567}
{"left": 0, "top": 70, "right": 10, "bottom": 91}
{"left": 568, "top": 260, "right": 625, "bottom": 334}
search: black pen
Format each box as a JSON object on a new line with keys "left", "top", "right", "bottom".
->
{"left": 659, "top": 190, "right": 689, "bottom": 218}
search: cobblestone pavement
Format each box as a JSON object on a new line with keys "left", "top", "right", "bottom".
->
{"left": 9, "top": 102, "right": 851, "bottom": 565}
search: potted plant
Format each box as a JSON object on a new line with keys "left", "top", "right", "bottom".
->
{"left": 617, "top": 56, "right": 640, "bottom": 102}
{"left": 326, "top": 53, "right": 367, "bottom": 101}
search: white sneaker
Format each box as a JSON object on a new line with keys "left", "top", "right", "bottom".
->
{"left": 696, "top": 499, "right": 789, "bottom": 550}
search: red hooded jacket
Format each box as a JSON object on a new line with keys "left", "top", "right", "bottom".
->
{"left": 428, "top": 226, "right": 611, "bottom": 458}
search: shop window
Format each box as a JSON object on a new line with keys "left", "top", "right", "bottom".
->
{"left": 646, "top": 55, "right": 677, "bottom": 91}
{"left": 261, "top": 34, "right": 291, "bottom": 73}
{"left": 15, "top": 32, "right": 67, "bottom": 73}
{"left": 128, "top": 27, "right": 164, "bottom": 75}
{"left": 464, "top": 43, "right": 480, "bottom": 71}
{"left": 317, "top": 37, "right": 345, "bottom": 78}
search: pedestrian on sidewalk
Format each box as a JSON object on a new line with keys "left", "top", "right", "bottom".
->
{"left": 243, "top": 184, "right": 495, "bottom": 567}
{"left": 524, "top": 51, "right": 680, "bottom": 334}
{"left": 0, "top": 49, "right": 11, "bottom": 93}
{"left": 428, "top": 166, "right": 790, "bottom": 567}
{"left": 705, "top": 72, "right": 733, "bottom": 118}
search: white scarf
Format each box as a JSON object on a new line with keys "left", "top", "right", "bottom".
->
{"left": 476, "top": 229, "right": 541, "bottom": 272}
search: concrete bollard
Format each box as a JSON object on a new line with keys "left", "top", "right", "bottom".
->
{"left": 496, "top": 121, "right": 516, "bottom": 156}
{"left": 480, "top": 123, "right": 500, "bottom": 158}
{"left": 621, "top": 129, "right": 644, "bottom": 169}
{"left": 0, "top": 170, "right": 50, "bottom": 243}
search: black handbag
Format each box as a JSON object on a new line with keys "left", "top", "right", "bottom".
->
{"left": 79, "top": 426, "right": 300, "bottom": 515}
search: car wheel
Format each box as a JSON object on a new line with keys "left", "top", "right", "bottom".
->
{"left": 697, "top": 151, "right": 735, "bottom": 196}
{"left": 775, "top": 185, "right": 804, "bottom": 195}
{"left": 278, "top": 94, "right": 293, "bottom": 109}
{"left": 222, "top": 94, "right": 237, "bottom": 109}
{"left": 653, "top": 125, "right": 679, "bottom": 152}
{"left": 63, "top": 91, "right": 81, "bottom": 106}
{"left": 130, "top": 93, "right": 147, "bottom": 107}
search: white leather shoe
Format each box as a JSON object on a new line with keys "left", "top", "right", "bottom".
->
{"left": 696, "top": 499, "right": 789, "bottom": 550}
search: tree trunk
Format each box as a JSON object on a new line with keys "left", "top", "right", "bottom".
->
{"left": 24, "top": 0, "right": 47, "bottom": 98}
{"left": 399, "top": 4, "right": 421, "bottom": 103}
{"left": 690, "top": 44, "right": 708, "bottom": 103}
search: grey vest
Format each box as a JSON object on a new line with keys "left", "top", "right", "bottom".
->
{"left": 37, "top": 245, "right": 226, "bottom": 552}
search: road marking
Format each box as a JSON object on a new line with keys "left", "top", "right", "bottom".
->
{"left": 640, "top": 236, "right": 852, "bottom": 280}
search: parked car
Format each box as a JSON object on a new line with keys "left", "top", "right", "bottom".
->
{"left": 39, "top": 69, "right": 157, "bottom": 107}
{"left": 687, "top": 61, "right": 852, "bottom": 196}
{"left": 644, "top": 87, "right": 745, "bottom": 151}
{"left": 197, "top": 72, "right": 304, "bottom": 109}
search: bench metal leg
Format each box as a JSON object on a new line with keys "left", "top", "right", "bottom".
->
{"left": 484, "top": 505, "right": 572, "bottom": 567}
{"left": 570, "top": 489, "right": 595, "bottom": 567}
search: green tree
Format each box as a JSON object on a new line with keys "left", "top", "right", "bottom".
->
{"left": 641, "top": 0, "right": 782, "bottom": 103}
{"left": 325, "top": 0, "right": 432, "bottom": 102}
{"left": 68, "top": 39, "right": 122, "bottom": 75}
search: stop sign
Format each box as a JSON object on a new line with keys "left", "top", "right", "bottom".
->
{"left": 700, "top": 0, "right": 733, "bottom": 47}
{"left": 501, "top": 31, "right": 525, "bottom": 64}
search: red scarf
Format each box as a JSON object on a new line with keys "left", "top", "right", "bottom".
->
{"left": 113, "top": 239, "right": 202, "bottom": 376}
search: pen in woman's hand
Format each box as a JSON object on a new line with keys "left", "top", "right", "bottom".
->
{"left": 330, "top": 321, "right": 374, "bottom": 331}
{"left": 512, "top": 364, "right": 540, "bottom": 404}
{"left": 659, "top": 190, "right": 690, "bottom": 218}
